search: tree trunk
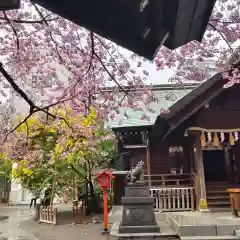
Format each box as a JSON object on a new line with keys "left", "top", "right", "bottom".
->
{"left": 87, "top": 178, "right": 100, "bottom": 214}
{"left": 89, "top": 179, "right": 94, "bottom": 198}
{"left": 63, "top": 190, "right": 69, "bottom": 204}
{"left": 50, "top": 170, "right": 56, "bottom": 206}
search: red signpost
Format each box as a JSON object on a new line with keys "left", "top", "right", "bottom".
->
{"left": 95, "top": 171, "right": 115, "bottom": 234}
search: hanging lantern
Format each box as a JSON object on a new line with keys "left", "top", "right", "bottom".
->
{"left": 229, "top": 132, "right": 235, "bottom": 145}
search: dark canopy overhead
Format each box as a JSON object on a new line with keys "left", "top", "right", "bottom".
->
{"left": 32, "top": 0, "right": 216, "bottom": 60}
{"left": 0, "top": 0, "right": 20, "bottom": 10}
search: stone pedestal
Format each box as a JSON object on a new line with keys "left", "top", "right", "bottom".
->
{"left": 119, "top": 183, "right": 160, "bottom": 234}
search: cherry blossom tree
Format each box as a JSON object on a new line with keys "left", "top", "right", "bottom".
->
{"left": 2, "top": 105, "right": 117, "bottom": 210}
{"left": 155, "top": 0, "right": 240, "bottom": 86}
{"left": 0, "top": 0, "right": 239, "bottom": 136}
{"left": 0, "top": 0, "right": 155, "bottom": 135}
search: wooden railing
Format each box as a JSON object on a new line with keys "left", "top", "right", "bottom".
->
{"left": 0, "top": 186, "right": 4, "bottom": 199}
{"left": 72, "top": 201, "right": 86, "bottom": 224}
{"left": 145, "top": 173, "right": 192, "bottom": 187}
{"left": 39, "top": 206, "right": 57, "bottom": 224}
{"left": 150, "top": 187, "right": 194, "bottom": 212}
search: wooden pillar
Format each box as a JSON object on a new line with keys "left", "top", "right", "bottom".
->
{"left": 232, "top": 144, "right": 240, "bottom": 183}
{"left": 146, "top": 136, "right": 151, "bottom": 186}
{"left": 224, "top": 146, "right": 235, "bottom": 183}
{"left": 117, "top": 140, "right": 124, "bottom": 170}
{"left": 112, "top": 171, "right": 129, "bottom": 205}
{"left": 194, "top": 135, "right": 208, "bottom": 212}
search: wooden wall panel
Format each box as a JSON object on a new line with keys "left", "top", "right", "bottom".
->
{"left": 207, "top": 84, "right": 240, "bottom": 111}
{"left": 122, "top": 148, "right": 146, "bottom": 172}
{"left": 129, "top": 148, "right": 146, "bottom": 169}
{"left": 196, "top": 110, "right": 240, "bottom": 129}
{"left": 121, "top": 126, "right": 193, "bottom": 175}
{"left": 195, "top": 84, "right": 240, "bottom": 129}
{"left": 149, "top": 135, "right": 192, "bottom": 175}
{"left": 150, "top": 144, "right": 170, "bottom": 174}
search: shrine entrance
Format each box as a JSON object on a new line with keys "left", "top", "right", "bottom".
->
{"left": 203, "top": 149, "right": 227, "bottom": 182}
{"left": 203, "top": 148, "right": 236, "bottom": 183}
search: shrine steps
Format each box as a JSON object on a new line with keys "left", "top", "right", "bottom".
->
{"left": 168, "top": 212, "right": 240, "bottom": 240}
{"left": 206, "top": 182, "right": 239, "bottom": 211}
{"left": 110, "top": 221, "right": 179, "bottom": 239}
{"left": 180, "top": 236, "right": 239, "bottom": 240}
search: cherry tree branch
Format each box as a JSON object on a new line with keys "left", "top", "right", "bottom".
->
{"left": 31, "top": 3, "right": 64, "bottom": 63}
{"left": 93, "top": 34, "right": 133, "bottom": 85}
{"left": 93, "top": 51, "right": 129, "bottom": 95}
{"left": 0, "top": 62, "right": 72, "bottom": 140}
{"left": 3, "top": 105, "right": 72, "bottom": 141}
{"left": 68, "top": 32, "right": 94, "bottom": 91}
{"left": 208, "top": 22, "right": 235, "bottom": 54}
{"left": 0, "top": 16, "right": 58, "bottom": 24}
{"left": 3, "top": 12, "right": 20, "bottom": 54}
{"left": 4, "top": 111, "right": 33, "bottom": 141}
{"left": 209, "top": 19, "right": 240, "bottom": 24}
{"left": 0, "top": 62, "right": 35, "bottom": 112}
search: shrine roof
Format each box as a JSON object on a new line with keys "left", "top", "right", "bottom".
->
{"left": 106, "top": 84, "right": 198, "bottom": 130}
{"left": 153, "top": 44, "right": 240, "bottom": 138}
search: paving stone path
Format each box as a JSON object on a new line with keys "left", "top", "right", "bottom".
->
{"left": 0, "top": 206, "right": 110, "bottom": 240}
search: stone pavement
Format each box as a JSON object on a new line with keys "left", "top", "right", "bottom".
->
{"left": 20, "top": 214, "right": 110, "bottom": 240}
{"left": 0, "top": 206, "right": 40, "bottom": 240}
{"left": 0, "top": 205, "right": 110, "bottom": 240}
{"left": 2, "top": 205, "right": 240, "bottom": 240}
{"left": 109, "top": 206, "right": 240, "bottom": 239}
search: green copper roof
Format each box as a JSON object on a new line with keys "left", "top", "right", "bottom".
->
{"left": 105, "top": 84, "right": 198, "bottom": 129}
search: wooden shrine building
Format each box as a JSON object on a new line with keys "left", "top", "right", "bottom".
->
{"left": 110, "top": 59, "right": 240, "bottom": 212}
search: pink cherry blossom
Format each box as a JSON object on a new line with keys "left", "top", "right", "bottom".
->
{"left": 0, "top": 0, "right": 239, "bottom": 133}
{"left": 155, "top": 0, "right": 240, "bottom": 84}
